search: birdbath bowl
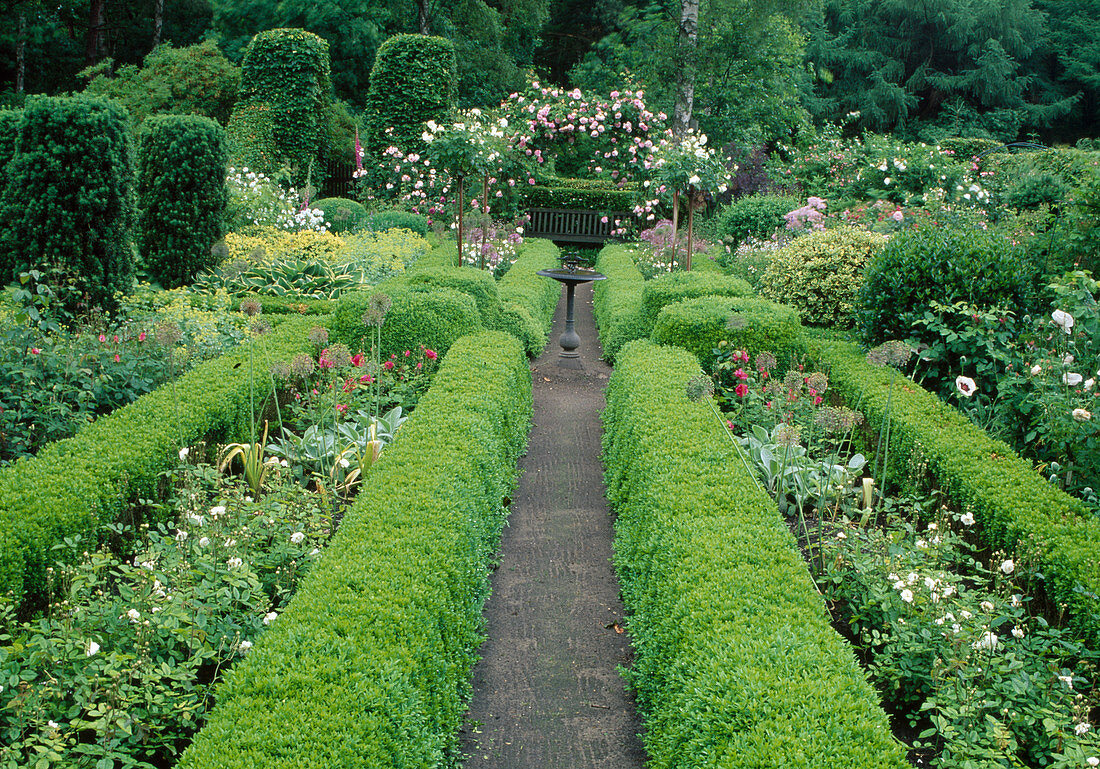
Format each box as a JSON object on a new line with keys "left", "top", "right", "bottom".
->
{"left": 536, "top": 266, "right": 607, "bottom": 358}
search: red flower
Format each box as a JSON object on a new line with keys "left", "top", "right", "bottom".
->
{"left": 735, "top": 383, "right": 749, "bottom": 398}
{"left": 404, "top": 350, "right": 411, "bottom": 357}
{"left": 30, "top": 347, "right": 41, "bottom": 355}
{"left": 114, "top": 354, "right": 121, "bottom": 363}
{"left": 138, "top": 331, "right": 146, "bottom": 342}
{"left": 334, "top": 404, "right": 348, "bottom": 414}
{"left": 98, "top": 334, "right": 107, "bottom": 343}
{"left": 383, "top": 360, "right": 394, "bottom": 370}
{"left": 733, "top": 368, "right": 748, "bottom": 381}
{"left": 351, "top": 353, "right": 364, "bottom": 367}
{"left": 112, "top": 335, "right": 120, "bottom": 344}
{"left": 342, "top": 378, "right": 356, "bottom": 393}
{"left": 425, "top": 349, "right": 438, "bottom": 360}
{"left": 813, "top": 395, "right": 822, "bottom": 406}
{"left": 359, "top": 374, "right": 374, "bottom": 384}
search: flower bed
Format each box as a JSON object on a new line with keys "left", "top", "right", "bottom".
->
{"left": 602, "top": 339, "right": 908, "bottom": 768}
{"left": 178, "top": 331, "right": 531, "bottom": 768}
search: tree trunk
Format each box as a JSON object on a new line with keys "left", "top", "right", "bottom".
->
{"left": 456, "top": 174, "right": 465, "bottom": 267}
{"left": 152, "top": 0, "right": 165, "bottom": 49}
{"left": 672, "top": 0, "right": 699, "bottom": 138}
{"left": 418, "top": 0, "right": 430, "bottom": 34}
{"left": 16, "top": 13, "right": 26, "bottom": 93}
{"left": 86, "top": 0, "right": 108, "bottom": 65}
{"left": 686, "top": 185, "right": 695, "bottom": 271}
{"left": 670, "top": 189, "right": 680, "bottom": 271}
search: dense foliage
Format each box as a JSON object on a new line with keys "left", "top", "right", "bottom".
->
{"left": 137, "top": 114, "right": 229, "bottom": 288}
{"left": 0, "top": 94, "right": 134, "bottom": 311}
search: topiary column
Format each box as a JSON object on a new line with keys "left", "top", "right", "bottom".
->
{"left": 0, "top": 95, "right": 134, "bottom": 311}
{"left": 137, "top": 114, "right": 229, "bottom": 288}
{"left": 226, "top": 28, "right": 333, "bottom": 191}
{"left": 363, "top": 34, "right": 456, "bottom": 159}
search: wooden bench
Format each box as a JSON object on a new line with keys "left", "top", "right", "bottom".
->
{"left": 525, "top": 207, "right": 630, "bottom": 244}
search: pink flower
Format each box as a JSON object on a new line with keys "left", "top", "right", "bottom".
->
{"left": 425, "top": 349, "right": 438, "bottom": 360}
{"left": 735, "top": 383, "right": 749, "bottom": 398}
{"left": 891, "top": 209, "right": 904, "bottom": 222}
{"left": 383, "top": 361, "right": 394, "bottom": 370}
{"left": 30, "top": 347, "right": 40, "bottom": 355}
{"left": 138, "top": 331, "right": 146, "bottom": 342}
{"left": 98, "top": 334, "right": 107, "bottom": 343}
{"left": 114, "top": 354, "right": 121, "bottom": 363}
{"left": 733, "top": 368, "right": 748, "bottom": 381}
{"left": 813, "top": 395, "right": 823, "bottom": 406}
{"left": 351, "top": 353, "right": 364, "bottom": 367}
{"left": 334, "top": 404, "right": 348, "bottom": 414}
{"left": 112, "top": 335, "right": 120, "bottom": 344}
{"left": 359, "top": 374, "right": 374, "bottom": 384}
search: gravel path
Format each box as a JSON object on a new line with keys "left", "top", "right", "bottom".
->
{"left": 459, "top": 281, "right": 646, "bottom": 768}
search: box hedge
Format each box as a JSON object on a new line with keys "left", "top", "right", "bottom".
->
{"left": 812, "top": 338, "right": 1100, "bottom": 645}
{"left": 179, "top": 331, "right": 531, "bottom": 769}
{"left": 593, "top": 244, "right": 648, "bottom": 361}
{"left": 0, "top": 316, "right": 318, "bottom": 613}
{"left": 650, "top": 295, "right": 804, "bottom": 369}
{"left": 523, "top": 181, "right": 638, "bottom": 212}
{"left": 639, "top": 271, "right": 753, "bottom": 333}
{"left": 603, "top": 340, "right": 909, "bottom": 768}
{"left": 329, "top": 286, "right": 481, "bottom": 359}
{"left": 497, "top": 239, "right": 562, "bottom": 356}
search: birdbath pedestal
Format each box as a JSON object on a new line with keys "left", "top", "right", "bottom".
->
{"left": 536, "top": 265, "right": 607, "bottom": 359}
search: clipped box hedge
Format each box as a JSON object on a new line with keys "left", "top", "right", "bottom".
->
{"left": 329, "top": 286, "right": 482, "bottom": 359}
{"left": 639, "top": 271, "right": 753, "bottom": 333}
{"left": 524, "top": 180, "right": 638, "bottom": 211}
{"left": 603, "top": 340, "right": 909, "bottom": 769}
{"left": 651, "top": 294, "right": 804, "bottom": 369}
{"left": 179, "top": 331, "right": 531, "bottom": 769}
{"left": 0, "top": 316, "right": 319, "bottom": 613}
{"left": 813, "top": 338, "right": 1100, "bottom": 645}
{"left": 383, "top": 265, "right": 505, "bottom": 330}
{"left": 497, "top": 239, "right": 562, "bottom": 356}
{"left": 593, "top": 243, "right": 648, "bottom": 361}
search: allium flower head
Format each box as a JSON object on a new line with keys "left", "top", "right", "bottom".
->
{"left": 774, "top": 423, "right": 802, "bottom": 447}
{"left": 806, "top": 372, "right": 828, "bottom": 393}
{"left": 326, "top": 343, "right": 352, "bottom": 369}
{"left": 270, "top": 361, "right": 292, "bottom": 381}
{"left": 755, "top": 351, "right": 777, "bottom": 373}
{"left": 815, "top": 406, "right": 864, "bottom": 434}
{"left": 866, "top": 340, "right": 912, "bottom": 369}
{"left": 307, "top": 326, "right": 329, "bottom": 349}
{"left": 290, "top": 353, "right": 316, "bottom": 379}
{"left": 685, "top": 375, "right": 715, "bottom": 402}
{"left": 154, "top": 322, "right": 182, "bottom": 348}
{"left": 240, "top": 297, "right": 262, "bottom": 317}
{"left": 251, "top": 318, "right": 272, "bottom": 336}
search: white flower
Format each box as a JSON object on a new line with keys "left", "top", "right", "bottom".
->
{"left": 924, "top": 576, "right": 937, "bottom": 590}
{"left": 48, "top": 720, "right": 59, "bottom": 729}
{"left": 1064, "top": 354, "right": 1076, "bottom": 366}
{"left": 907, "top": 572, "right": 918, "bottom": 584}
{"left": 1052, "top": 309, "right": 1075, "bottom": 333}
{"left": 1087, "top": 757, "right": 1098, "bottom": 767}
{"left": 900, "top": 589, "right": 914, "bottom": 603}
{"left": 1030, "top": 364, "right": 1042, "bottom": 376}
{"left": 188, "top": 514, "right": 204, "bottom": 526}
{"left": 973, "top": 631, "right": 999, "bottom": 651}
{"left": 227, "top": 557, "right": 243, "bottom": 569}
{"left": 309, "top": 548, "right": 320, "bottom": 556}
{"left": 198, "top": 536, "right": 211, "bottom": 548}
{"left": 1059, "top": 674, "right": 1074, "bottom": 689}
{"left": 209, "top": 505, "right": 226, "bottom": 517}
{"left": 980, "top": 600, "right": 994, "bottom": 612}
{"left": 239, "top": 640, "right": 253, "bottom": 653}
{"left": 1086, "top": 379, "right": 1096, "bottom": 391}
{"left": 263, "top": 611, "right": 278, "bottom": 625}
{"left": 955, "top": 375, "right": 977, "bottom": 397}
{"left": 290, "top": 532, "right": 305, "bottom": 544}
{"left": 1064, "top": 372, "right": 1084, "bottom": 386}
{"left": 126, "top": 608, "right": 140, "bottom": 622}
{"left": 1074, "top": 722, "right": 1090, "bottom": 736}
{"left": 86, "top": 640, "right": 100, "bottom": 656}
{"left": 1073, "top": 408, "right": 1092, "bottom": 422}
{"left": 178, "top": 447, "right": 189, "bottom": 461}
{"left": 1001, "top": 559, "right": 1015, "bottom": 575}
{"left": 1012, "top": 625, "right": 1025, "bottom": 638}
{"left": 960, "top": 512, "right": 976, "bottom": 526}
{"left": 1011, "top": 594, "right": 1022, "bottom": 607}
{"left": 688, "top": 174, "right": 701, "bottom": 186}
{"left": 175, "top": 530, "right": 188, "bottom": 542}
{"left": 884, "top": 177, "right": 892, "bottom": 185}
{"left": 893, "top": 579, "right": 906, "bottom": 590}
{"left": 916, "top": 539, "right": 928, "bottom": 549}
{"left": 961, "top": 610, "right": 973, "bottom": 620}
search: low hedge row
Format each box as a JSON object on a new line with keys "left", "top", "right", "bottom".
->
{"left": 0, "top": 316, "right": 319, "bottom": 614}
{"left": 639, "top": 271, "right": 753, "bottom": 333}
{"left": 179, "top": 331, "right": 531, "bottom": 768}
{"left": 524, "top": 183, "right": 637, "bottom": 212}
{"left": 813, "top": 338, "right": 1100, "bottom": 645}
{"left": 593, "top": 244, "right": 647, "bottom": 361}
{"left": 497, "top": 239, "right": 562, "bottom": 356}
{"left": 651, "top": 295, "right": 804, "bottom": 370}
{"left": 602, "top": 340, "right": 908, "bottom": 768}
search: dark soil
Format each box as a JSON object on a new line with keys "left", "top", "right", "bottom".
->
{"left": 459, "top": 282, "right": 647, "bottom": 768}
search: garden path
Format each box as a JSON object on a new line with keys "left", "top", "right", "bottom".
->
{"left": 460, "top": 281, "right": 646, "bottom": 768}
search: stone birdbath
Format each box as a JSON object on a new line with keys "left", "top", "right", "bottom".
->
{"left": 537, "top": 256, "right": 606, "bottom": 360}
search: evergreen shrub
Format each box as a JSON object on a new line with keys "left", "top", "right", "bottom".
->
{"left": 0, "top": 109, "right": 20, "bottom": 172}
{"left": 365, "top": 209, "right": 429, "bottom": 235}
{"left": 639, "top": 271, "right": 753, "bottom": 332}
{"left": 384, "top": 266, "right": 504, "bottom": 330}
{"left": 137, "top": 114, "right": 228, "bottom": 288}
{"left": 497, "top": 239, "right": 561, "bottom": 356}
{"left": 593, "top": 244, "right": 647, "bottom": 361}
{"left": 0, "top": 95, "right": 134, "bottom": 310}
{"left": 226, "top": 29, "right": 332, "bottom": 189}
{"left": 602, "top": 340, "right": 911, "bottom": 768}
{"left": 716, "top": 193, "right": 800, "bottom": 248}
{"left": 650, "top": 295, "right": 804, "bottom": 368}
{"left": 759, "top": 227, "right": 887, "bottom": 327}
{"left": 364, "top": 34, "right": 456, "bottom": 157}
{"left": 856, "top": 226, "right": 1040, "bottom": 346}
{"left": 329, "top": 287, "right": 481, "bottom": 360}
{"left": 312, "top": 197, "right": 366, "bottom": 233}
{"left": 523, "top": 182, "right": 637, "bottom": 212}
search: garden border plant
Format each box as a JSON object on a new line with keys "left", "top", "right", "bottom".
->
{"left": 178, "top": 331, "right": 531, "bottom": 768}
{"left": 593, "top": 243, "right": 647, "bottom": 361}
{"left": 812, "top": 337, "right": 1100, "bottom": 645}
{"left": 0, "top": 316, "right": 319, "bottom": 614}
{"left": 602, "top": 339, "right": 909, "bottom": 768}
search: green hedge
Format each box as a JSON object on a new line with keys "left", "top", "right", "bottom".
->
{"left": 593, "top": 243, "right": 647, "bottom": 361}
{"left": 497, "top": 239, "right": 562, "bottom": 356}
{"left": 0, "top": 317, "right": 318, "bottom": 613}
{"left": 603, "top": 340, "right": 909, "bottom": 768}
{"left": 329, "top": 286, "right": 482, "bottom": 359}
{"left": 312, "top": 196, "right": 366, "bottom": 233}
{"left": 383, "top": 266, "right": 504, "bottom": 331}
{"left": 639, "top": 271, "right": 753, "bottom": 333}
{"left": 651, "top": 295, "right": 804, "bottom": 369}
{"left": 813, "top": 338, "right": 1100, "bottom": 646}
{"left": 179, "top": 331, "right": 531, "bottom": 768}
{"left": 523, "top": 183, "right": 638, "bottom": 211}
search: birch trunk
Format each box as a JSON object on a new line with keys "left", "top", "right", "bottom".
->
{"left": 672, "top": 0, "right": 699, "bottom": 138}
